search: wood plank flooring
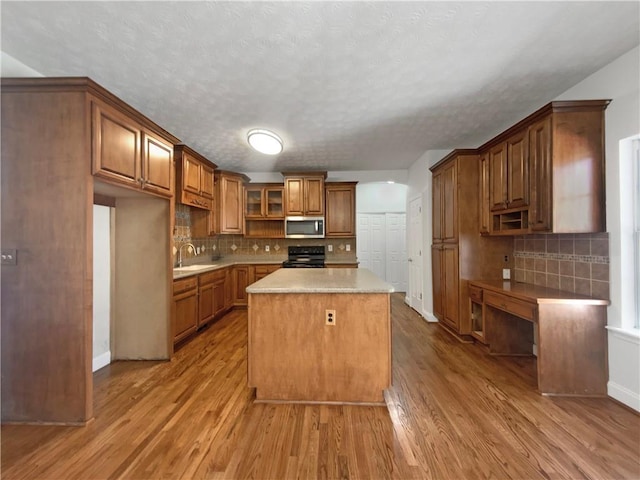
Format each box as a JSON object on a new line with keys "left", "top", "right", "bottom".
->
{"left": 2, "top": 293, "right": 639, "bottom": 479}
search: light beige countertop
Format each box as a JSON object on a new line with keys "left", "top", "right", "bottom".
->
{"left": 173, "top": 256, "right": 358, "bottom": 280}
{"left": 246, "top": 267, "right": 393, "bottom": 294}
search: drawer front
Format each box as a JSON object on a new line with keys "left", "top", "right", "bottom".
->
{"left": 200, "top": 268, "right": 226, "bottom": 286}
{"left": 484, "top": 291, "right": 536, "bottom": 322}
{"left": 173, "top": 277, "right": 198, "bottom": 295}
{"left": 469, "top": 285, "right": 483, "bottom": 303}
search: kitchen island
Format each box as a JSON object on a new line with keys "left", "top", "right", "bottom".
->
{"left": 246, "top": 268, "right": 394, "bottom": 404}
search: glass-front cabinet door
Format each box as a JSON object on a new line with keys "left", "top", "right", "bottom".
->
{"left": 265, "top": 188, "right": 284, "bottom": 218}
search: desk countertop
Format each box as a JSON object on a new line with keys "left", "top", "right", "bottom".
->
{"left": 469, "top": 280, "right": 610, "bottom": 305}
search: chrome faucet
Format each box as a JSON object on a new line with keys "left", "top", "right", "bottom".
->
{"left": 177, "top": 243, "right": 197, "bottom": 268}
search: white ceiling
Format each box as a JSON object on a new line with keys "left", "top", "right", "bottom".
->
{"left": 2, "top": 1, "right": 639, "bottom": 173}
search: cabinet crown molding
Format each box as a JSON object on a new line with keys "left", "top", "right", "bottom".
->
{"left": 2, "top": 76, "right": 181, "bottom": 145}
{"left": 478, "top": 100, "right": 611, "bottom": 152}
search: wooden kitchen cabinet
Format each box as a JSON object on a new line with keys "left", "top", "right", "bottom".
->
{"left": 489, "top": 129, "right": 529, "bottom": 213}
{"left": 486, "top": 130, "right": 530, "bottom": 234}
{"left": 224, "top": 268, "right": 234, "bottom": 310}
{"left": 527, "top": 102, "right": 609, "bottom": 233}
{"left": 479, "top": 153, "right": 491, "bottom": 235}
{"left": 283, "top": 172, "right": 326, "bottom": 216}
{"left": 254, "top": 264, "right": 281, "bottom": 282}
{"left": 215, "top": 170, "right": 249, "bottom": 234}
{"left": 482, "top": 100, "right": 609, "bottom": 235}
{"left": 232, "top": 265, "right": 254, "bottom": 306}
{"left": 431, "top": 244, "right": 460, "bottom": 331}
{"left": 245, "top": 184, "right": 284, "bottom": 218}
{"left": 175, "top": 144, "right": 216, "bottom": 210}
{"left": 244, "top": 184, "right": 285, "bottom": 238}
{"left": 430, "top": 150, "right": 513, "bottom": 340}
{"left": 198, "top": 271, "right": 216, "bottom": 328}
{"left": 172, "top": 277, "right": 198, "bottom": 344}
{"left": 325, "top": 182, "right": 357, "bottom": 237}
{"left": 92, "top": 98, "right": 175, "bottom": 198}
{"left": 1, "top": 77, "right": 178, "bottom": 424}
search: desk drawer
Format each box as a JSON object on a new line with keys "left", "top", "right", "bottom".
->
{"left": 484, "top": 291, "right": 536, "bottom": 322}
{"left": 469, "top": 285, "right": 483, "bottom": 303}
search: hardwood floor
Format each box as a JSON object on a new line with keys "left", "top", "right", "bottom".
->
{"left": 2, "top": 293, "right": 639, "bottom": 479}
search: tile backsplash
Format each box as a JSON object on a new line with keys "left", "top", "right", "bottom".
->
{"left": 173, "top": 204, "right": 356, "bottom": 265}
{"left": 513, "top": 233, "right": 609, "bottom": 299}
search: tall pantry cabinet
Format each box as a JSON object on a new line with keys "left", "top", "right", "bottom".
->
{"left": 430, "top": 150, "right": 513, "bottom": 339}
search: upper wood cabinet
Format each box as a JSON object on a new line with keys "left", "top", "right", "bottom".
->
{"left": 528, "top": 103, "right": 608, "bottom": 233}
{"left": 481, "top": 100, "right": 610, "bottom": 235}
{"left": 283, "top": 172, "right": 326, "bottom": 216}
{"left": 215, "top": 170, "right": 249, "bottom": 235}
{"left": 479, "top": 153, "right": 491, "bottom": 235}
{"left": 325, "top": 182, "right": 357, "bottom": 238}
{"left": 91, "top": 98, "right": 177, "bottom": 198}
{"left": 432, "top": 161, "right": 458, "bottom": 243}
{"left": 487, "top": 129, "right": 529, "bottom": 213}
{"left": 174, "top": 144, "right": 217, "bottom": 210}
{"left": 245, "top": 184, "right": 284, "bottom": 219}
{"left": 244, "top": 183, "right": 286, "bottom": 239}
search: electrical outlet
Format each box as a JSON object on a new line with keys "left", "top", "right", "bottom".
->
{"left": 502, "top": 268, "right": 511, "bottom": 280}
{"left": 1, "top": 249, "right": 17, "bottom": 265}
{"left": 325, "top": 309, "right": 336, "bottom": 326}
{"left": 346, "top": 244, "right": 351, "bottom": 252}
{"left": 327, "top": 244, "right": 333, "bottom": 252}
{"left": 265, "top": 245, "right": 270, "bottom": 252}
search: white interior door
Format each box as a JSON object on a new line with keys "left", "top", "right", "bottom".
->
{"left": 369, "top": 214, "right": 386, "bottom": 280}
{"left": 386, "top": 213, "right": 408, "bottom": 292}
{"left": 357, "top": 213, "right": 386, "bottom": 280}
{"left": 356, "top": 214, "right": 371, "bottom": 269}
{"left": 408, "top": 197, "right": 423, "bottom": 311}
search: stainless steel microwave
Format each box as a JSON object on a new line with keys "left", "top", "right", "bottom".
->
{"left": 285, "top": 216, "right": 325, "bottom": 239}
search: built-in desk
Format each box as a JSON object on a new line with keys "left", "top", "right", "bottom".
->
{"left": 469, "top": 280, "right": 609, "bottom": 397}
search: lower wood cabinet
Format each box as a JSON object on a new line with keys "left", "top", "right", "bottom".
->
{"left": 172, "top": 277, "right": 199, "bottom": 344}
{"left": 254, "top": 264, "right": 281, "bottom": 281}
{"left": 173, "top": 263, "right": 282, "bottom": 345}
{"left": 233, "top": 265, "right": 253, "bottom": 306}
{"left": 325, "top": 263, "right": 358, "bottom": 268}
{"left": 431, "top": 244, "right": 459, "bottom": 331}
{"left": 198, "top": 270, "right": 228, "bottom": 328}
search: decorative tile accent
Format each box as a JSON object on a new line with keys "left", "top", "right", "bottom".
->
{"left": 273, "top": 244, "right": 280, "bottom": 251}
{"left": 513, "top": 233, "right": 610, "bottom": 299}
{"left": 252, "top": 244, "right": 259, "bottom": 252}
{"left": 231, "top": 244, "right": 237, "bottom": 252}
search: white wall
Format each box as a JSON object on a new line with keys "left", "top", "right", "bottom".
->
{"left": 93, "top": 205, "right": 111, "bottom": 372}
{"left": 357, "top": 183, "right": 407, "bottom": 213}
{"left": 406, "top": 149, "right": 451, "bottom": 320}
{"left": 555, "top": 45, "right": 640, "bottom": 411}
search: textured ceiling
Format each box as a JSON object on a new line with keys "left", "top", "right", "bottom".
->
{"left": 1, "top": 1, "right": 639, "bottom": 172}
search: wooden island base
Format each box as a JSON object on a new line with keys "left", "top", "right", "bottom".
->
{"left": 248, "top": 292, "right": 391, "bottom": 404}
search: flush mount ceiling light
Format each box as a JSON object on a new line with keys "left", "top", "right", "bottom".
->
{"left": 247, "top": 129, "right": 283, "bottom": 155}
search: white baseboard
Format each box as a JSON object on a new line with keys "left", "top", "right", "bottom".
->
{"left": 92, "top": 350, "right": 111, "bottom": 372}
{"left": 422, "top": 311, "right": 438, "bottom": 323}
{"left": 608, "top": 381, "right": 640, "bottom": 412}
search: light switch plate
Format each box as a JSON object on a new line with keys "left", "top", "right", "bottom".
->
{"left": 502, "top": 268, "right": 511, "bottom": 280}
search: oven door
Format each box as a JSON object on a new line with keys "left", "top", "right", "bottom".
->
{"left": 285, "top": 216, "right": 325, "bottom": 239}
